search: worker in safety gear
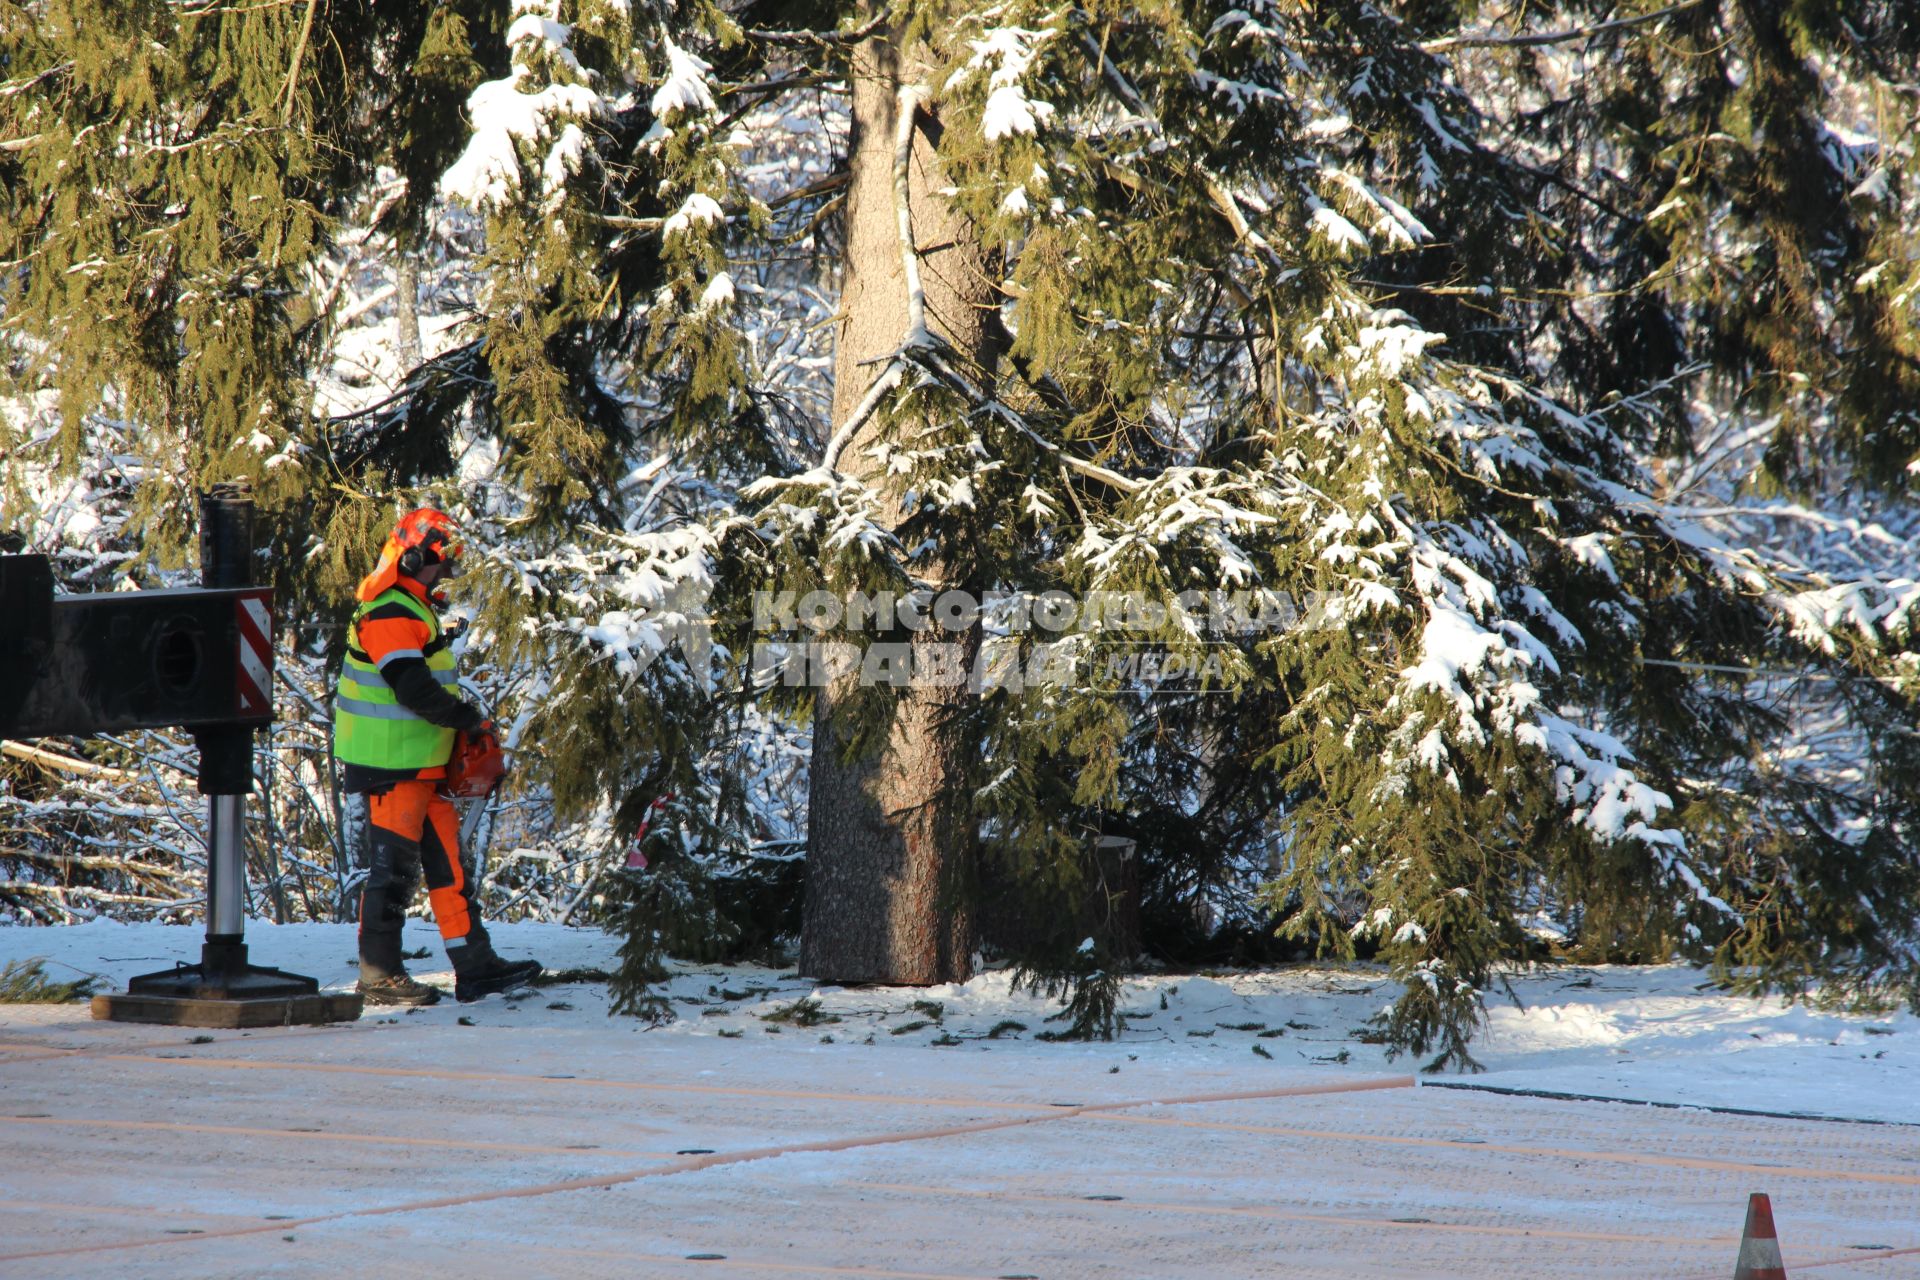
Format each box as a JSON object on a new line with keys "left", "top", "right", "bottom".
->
{"left": 333, "top": 507, "right": 542, "bottom": 1006}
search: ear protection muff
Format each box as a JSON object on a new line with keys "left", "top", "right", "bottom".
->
{"left": 398, "top": 526, "right": 454, "bottom": 579}
{"left": 381, "top": 508, "right": 461, "bottom": 587}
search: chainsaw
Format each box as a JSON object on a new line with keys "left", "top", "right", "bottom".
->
{"left": 445, "top": 722, "right": 506, "bottom": 798}
{"left": 445, "top": 723, "right": 507, "bottom": 853}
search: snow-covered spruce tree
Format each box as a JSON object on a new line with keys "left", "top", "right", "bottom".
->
{"left": 413, "top": 1, "right": 841, "bottom": 1014}
{"left": 0, "top": 4, "right": 527, "bottom": 607}
{"left": 0, "top": 2, "right": 421, "bottom": 918}
{"left": 0, "top": 0, "right": 376, "bottom": 572}
{"left": 736, "top": 1, "right": 1920, "bottom": 1066}
{"left": 1435, "top": 0, "right": 1920, "bottom": 1014}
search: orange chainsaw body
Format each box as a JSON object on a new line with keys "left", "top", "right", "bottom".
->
{"left": 444, "top": 727, "right": 506, "bottom": 799}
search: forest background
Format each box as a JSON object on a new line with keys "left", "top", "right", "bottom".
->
{"left": 3, "top": 0, "right": 1918, "bottom": 1069}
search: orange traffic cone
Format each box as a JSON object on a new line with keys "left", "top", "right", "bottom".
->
{"left": 1733, "top": 1193, "right": 1787, "bottom": 1279}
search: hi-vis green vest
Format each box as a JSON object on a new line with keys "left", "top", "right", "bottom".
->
{"left": 333, "top": 588, "right": 459, "bottom": 769}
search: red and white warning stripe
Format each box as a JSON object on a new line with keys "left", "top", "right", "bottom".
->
{"left": 1733, "top": 1192, "right": 1787, "bottom": 1280}
{"left": 235, "top": 591, "right": 272, "bottom": 718}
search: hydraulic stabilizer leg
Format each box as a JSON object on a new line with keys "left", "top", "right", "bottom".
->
{"left": 93, "top": 482, "right": 361, "bottom": 1027}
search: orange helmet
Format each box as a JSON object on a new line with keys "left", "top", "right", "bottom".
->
{"left": 356, "top": 507, "right": 465, "bottom": 601}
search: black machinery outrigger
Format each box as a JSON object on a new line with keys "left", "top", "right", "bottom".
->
{"left": 1, "top": 482, "right": 359, "bottom": 1026}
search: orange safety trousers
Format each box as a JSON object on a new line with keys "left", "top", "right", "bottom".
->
{"left": 365, "top": 780, "right": 476, "bottom": 945}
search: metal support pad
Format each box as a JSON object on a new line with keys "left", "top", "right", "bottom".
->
{"left": 90, "top": 990, "right": 364, "bottom": 1028}
{"left": 125, "top": 939, "right": 318, "bottom": 998}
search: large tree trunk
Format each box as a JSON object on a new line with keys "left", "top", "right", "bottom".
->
{"left": 799, "top": 28, "right": 994, "bottom": 985}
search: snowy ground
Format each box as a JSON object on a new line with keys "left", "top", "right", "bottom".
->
{"left": 9, "top": 918, "right": 1917, "bottom": 1124}
{"left": 3, "top": 920, "right": 1918, "bottom": 1278}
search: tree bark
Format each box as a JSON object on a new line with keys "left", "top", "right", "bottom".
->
{"left": 394, "top": 250, "right": 422, "bottom": 368}
{"left": 799, "top": 27, "right": 994, "bottom": 986}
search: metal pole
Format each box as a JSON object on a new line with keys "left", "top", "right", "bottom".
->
{"left": 208, "top": 794, "right": 248, "bottom": 935}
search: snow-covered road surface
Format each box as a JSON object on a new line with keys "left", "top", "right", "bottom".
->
{"left": 2, "top": 921, "right": 1917, "bottom": 1278}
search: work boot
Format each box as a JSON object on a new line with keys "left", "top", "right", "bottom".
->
{"left": 357, "top": 970, "right": 445, "bottom": 1006}
{"left": 450, "top": 937, "right": 542, "bottom": 1003}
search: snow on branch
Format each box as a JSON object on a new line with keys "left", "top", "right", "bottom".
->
{"left": 742, "top": 12, "right": 889, "bottom": 47}
{"left": 526, "top": 522, "right": 719, "bottom": 685}
{"left": 1073, "top": 31, "right": 1283, "bottom": 274}
{"left": 652, "top": 36, "right": 717, "bottom": 120}
{"left": 894, "top": 85, "right": 930, "bottom": 344}
{"left": 439, "top": 10, "right": 611, "bottom": 212}
{"left": 947, "top": 23, "right": 1059, "bottom": 142}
